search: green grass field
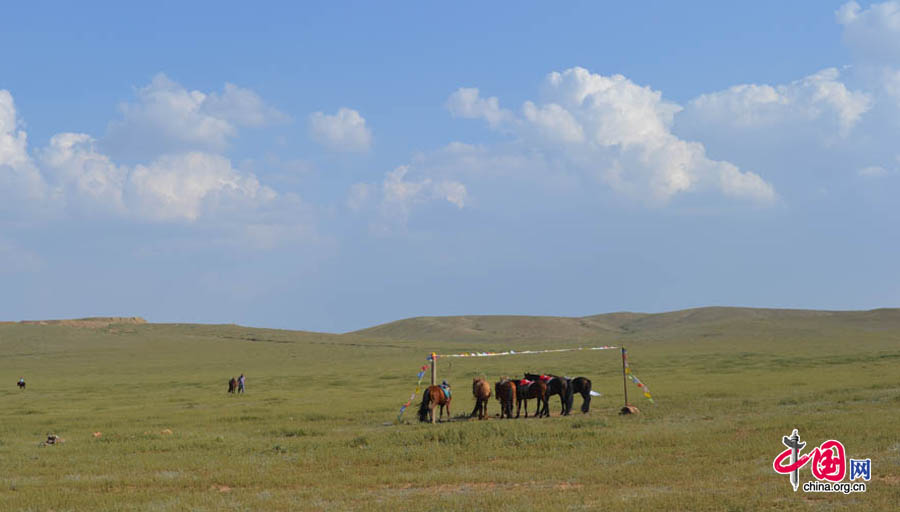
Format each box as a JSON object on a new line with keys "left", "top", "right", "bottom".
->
{"left": 1, "top": 308, "right": 898, "bottom": 511}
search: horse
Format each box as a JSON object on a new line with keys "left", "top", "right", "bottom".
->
{"left": 563, "top": 376, "right": 593, "bottom": 413}
{"left": 17, "top": 379, "right": 25, "bottom": 390}
{"left": 418, "top": 385, "right": 452, "bottom": 423}
{"left": 227, "top": 377, "right": 237, "bottom": 394}
{"left": 516, "top": 378, "right": 548, "bottom": 418}
{"left": 525, "top": 372, "right": 569, "bottom": 416}
{"left": 494, "top": 378, "right": 517, "bottom": 419}
{"left": 470, "top": 378, "right": 491, "bottom": 420}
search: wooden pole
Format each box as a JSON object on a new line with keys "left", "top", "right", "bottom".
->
{"left": 431, "top": 352, "right": 437, "bottom": 387}
{"left": 430, "top": 353, "right": 437, "bottom": 424}
{"left": 621, "top": 346, "right": 628, "bottom": 407}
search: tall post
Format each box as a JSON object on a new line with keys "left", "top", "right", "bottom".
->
{"left": 430, "top": 352, "right": 438, "bottom": 424}
{"left": 431, "top": 352, "right": 437, "bottom": 387}
{"left": 621, "top": 346, "right": 628, "bottom": 407}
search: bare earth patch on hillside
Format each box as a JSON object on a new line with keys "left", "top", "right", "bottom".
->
{"left": 14, "top": 317, "right": 147, "bottom": 328}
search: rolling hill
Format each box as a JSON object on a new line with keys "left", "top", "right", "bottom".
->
{"left": 348, "top": 306, "right": 900, "bottom": 343}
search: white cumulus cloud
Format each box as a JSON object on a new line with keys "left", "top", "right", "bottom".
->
{"left": 126, "top": 152, "right": 277, "bottom": 222}
{"left": 447, "top": 67, "right": 775, "bottom": 204}
{"left": 104, "top": 74, "right": 286, "bottom": 159}
{"left": 0, "top": 87, "right": 304, "bottom": 246}
{"left": 685, "top": 68, "right": 871, "bottom": 137}
{"left": 40, "top": 133, "right": 126, "bottom": 213}
{"left": 837, "top": 1, "right": 900, "bottom": 62}
{"left": 349, "top": 165, "right": 467, "bottom": 234}
{"left": 0, "top": 90, "right": 47, "bottom": 206}
{"left": 308, "top": 107, "right": 373, "bottom": 153}
{"left": 447, "top": 88, "right": 514, "bottom": 129}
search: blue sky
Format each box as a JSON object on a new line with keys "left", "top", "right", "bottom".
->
{"left": 2, "top": 1, "right": 899, "bottom": 332}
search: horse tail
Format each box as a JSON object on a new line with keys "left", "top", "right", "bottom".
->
{"left": 581, "top": 378, "right": 592, "bottom": 413}
{"left": 563, "top": 377, "right": 574, "bottom": 415}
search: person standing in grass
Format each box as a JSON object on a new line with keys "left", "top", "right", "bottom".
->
{"left": 238, "top": 374, "right": 245, "bottom": 393}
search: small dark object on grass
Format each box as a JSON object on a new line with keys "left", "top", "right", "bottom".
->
{"left": 619, "top": 405, "right": 640, "bottom": 415}
{"left": 41, "top": 434, "right": 63, "bottom": 446}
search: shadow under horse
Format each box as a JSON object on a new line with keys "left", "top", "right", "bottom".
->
{"left": 525, "top": 372, "right": 569, "bottom": 416}
{"left": 418, "top": 385, "right": 452, "bottom": 423}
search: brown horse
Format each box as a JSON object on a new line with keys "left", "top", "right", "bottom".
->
{"left": 494, "top": 378, "right": 516, "bottom": 419}
{"left": 516, "top": 379, "right": 548, "bottom": 418}
{"left": 418, "top": 385, "right": 452, "bottom": 423}
{"left": 470, "top": 378, "right": 491, "bottom": 420}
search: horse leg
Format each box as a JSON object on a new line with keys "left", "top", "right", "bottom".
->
{"left": 430, "top": 403, "right": 436, "bottom": 424}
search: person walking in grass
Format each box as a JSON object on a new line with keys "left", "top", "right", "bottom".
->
{"left": 238, "top": 374, "right": 245, "bottom": 393}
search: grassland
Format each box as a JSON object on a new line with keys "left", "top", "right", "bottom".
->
{"left": 1, "top": 308, "right": 899, "bottom": 511}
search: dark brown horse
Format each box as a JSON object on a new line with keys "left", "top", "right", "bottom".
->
{"left": 418, "top": 385, "right": 452, "bottom": 423}
{"left": 516, "top": 379, "right": 548, "bottom": 418}
{"left": 564, "top": 377, "right": 593, "bottom": 413}
{"left": 525, "top": 372, "right": 569, "bottom": 416}
{"left": 470, "top": 378, "right": 491, "bottom": 420}
{"left": 494, "top": 378, "right": 516, "bottom": 419}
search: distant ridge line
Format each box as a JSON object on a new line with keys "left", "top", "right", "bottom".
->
{"left": 347, "top": 306, "right": 900, "bottom": 342}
